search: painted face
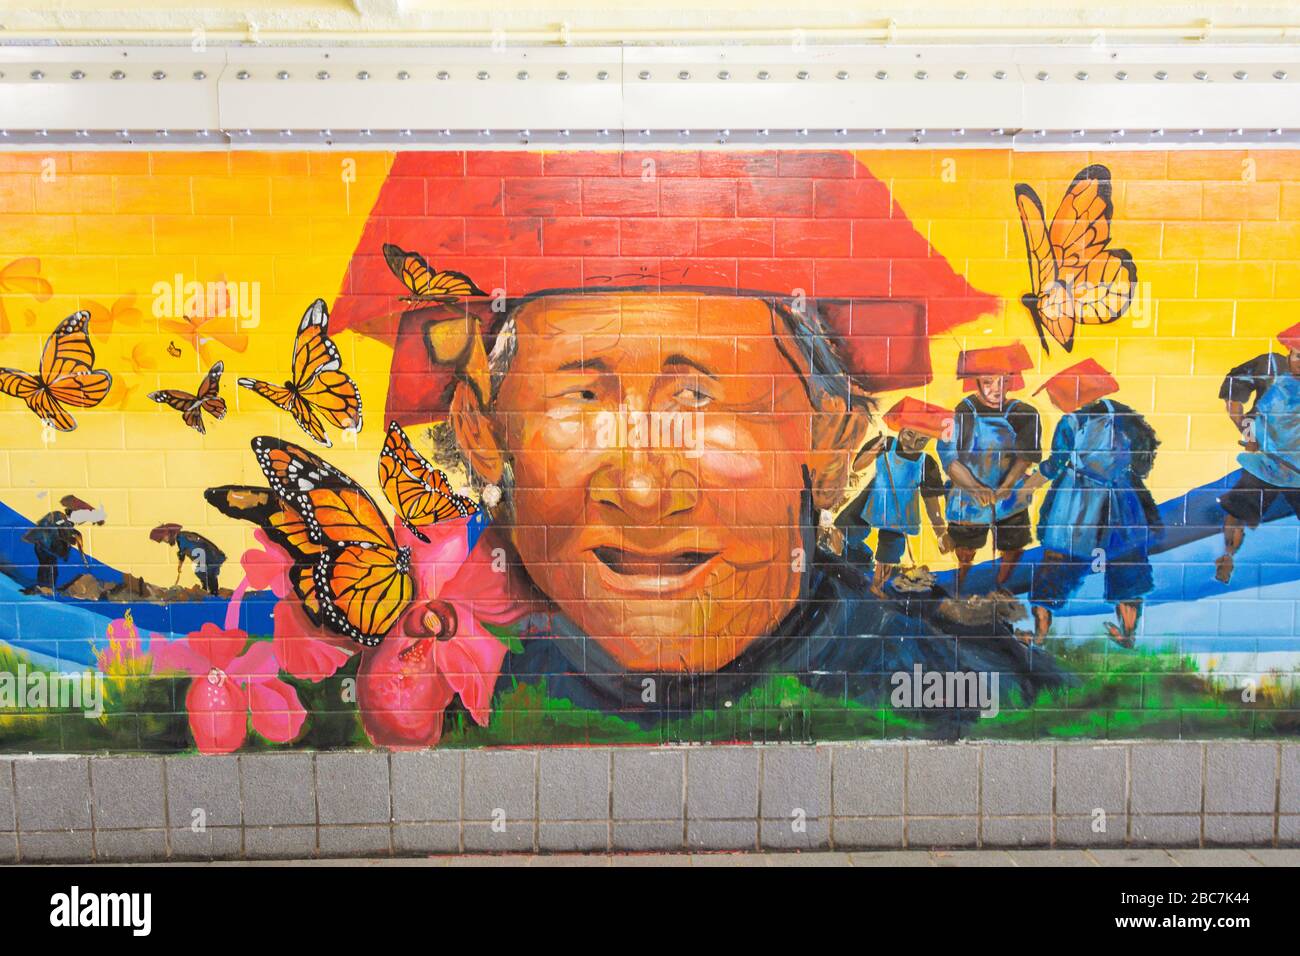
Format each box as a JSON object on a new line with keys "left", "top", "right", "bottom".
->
{"left": 977, "top": 375, "right": 1006, "bottom": 407}
{"left": 1288, "top": 348, "right": 1300, "bottom": 375}
{"left": 491, "top": 293, "right": 827, "bottom": 672}
{"left": 896, "top": 428, "right": 930, "bottom": 454}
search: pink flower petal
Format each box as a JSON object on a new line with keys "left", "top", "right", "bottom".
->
{"left": 185, "top": 673, "right": 248, "bottom": 754}
{"left": 150, "top": 636, "right": 210, "bottom": 677}
{"left": 228, "top": 639, "right": 280, "bottom": 683}
{"left": 247, "top": 678, "right": 307, "bottom": 744}
{"left": 188, "top": 623, "right": 248, "bottom": 670}
{"left": 401, "top": 517, "right": 472, "bottom": 599}
{"left": 436, "top": 623, "right": 509, "bottom": 727}
{"left": 272, "top": 600, "right": 355, "bottom": 682}
{"left": 240, "top": 531, "right": 295, "bottom": 599}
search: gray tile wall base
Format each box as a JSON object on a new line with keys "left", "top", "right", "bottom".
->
{"left": 0, "top": 742, "right": 1295, "bottom": 862}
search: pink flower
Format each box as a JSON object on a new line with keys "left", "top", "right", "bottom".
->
{"left": 152, "top": 623, "right": 306, "bottom": 754}
{"left": 357, "top": 519, "right": 528, "bottom": 747}
{"left": 241, "top": 528, "right": 294, "bottom": 597}
{"left": 95, "top": 610, "right": 157, "bottom": 675}
{"left": 236, "top": 529, "right": 354, "bottom": 682}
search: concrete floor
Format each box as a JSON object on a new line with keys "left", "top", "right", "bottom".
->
{"left": 151, "top": 848, "right": 1300, "bottom": 867}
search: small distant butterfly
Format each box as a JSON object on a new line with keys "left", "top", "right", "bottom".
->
{"left": 148, "top": 361, "right": 227, "bottom": 434}
{"left": 206, "top": 437, "right": 414, "bottom": 647}
{"left": 237, "top": 298, "right": 362, "bottom": 447}
{"left": 166, "top": 341, "right": 182, "bottom": 358}
{"left": 1015, "top": 164, "right": 1137, "bottom": 354}
{"left": 382, "top": 243, "right": 486, "bottom": 301}
{"left": 379, "top": 421, "right": 478, "bottom": 543}
{"left": 0, "top": 311, "right": 112, "bottom": 431}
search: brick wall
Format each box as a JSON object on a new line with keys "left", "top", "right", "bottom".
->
{"left": 0, "top": 148, "right": 1297, "bottom": 755}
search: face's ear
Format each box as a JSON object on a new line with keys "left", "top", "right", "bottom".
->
{"left": 449, "top": 380, "right": 507, "bottom": 485}
{"left": 809, "top": 394, "right": 873, "bottom": 511}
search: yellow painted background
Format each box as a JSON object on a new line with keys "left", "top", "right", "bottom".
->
{"left": 0, "top": 147, "right": 1297, "bottom": 583}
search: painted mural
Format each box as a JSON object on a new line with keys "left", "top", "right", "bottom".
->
{"left": 0, "top": 147, "right": 1298, "bottom": 753}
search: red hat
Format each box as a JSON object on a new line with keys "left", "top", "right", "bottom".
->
{"left": 1279, "top": 321, "right": 1300, "bottom": 351}
{"left": 149, "top": 523, "right": 182, "bottom": 543}
{"left": 328, "top": 151, "right": 998, "bottom": 426}
{"left": 956, "top": 342, "right": 1033, "bottom": 393}
{"left": 882, "top": 396, "right": 951, "bottom": 439}
{"left": 1033, "top": 357, "right": 1120, "bottom": 413}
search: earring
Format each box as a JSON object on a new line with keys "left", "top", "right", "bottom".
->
{"left": 818, "top": 508, "right": 835, "bottom": 529}
{"left": 482, "top": 483, "right": 502, "bottom": 509}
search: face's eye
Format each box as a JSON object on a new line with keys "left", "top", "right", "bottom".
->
{"left": 672, "top": 385, "right": 712, "bottom": 408}
{"left": 559, "top": 387, "right": 598, "bottom": 403}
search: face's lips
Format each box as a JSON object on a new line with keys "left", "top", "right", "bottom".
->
{"left": 588, "top": 544, "right": 721, "bottom": 595}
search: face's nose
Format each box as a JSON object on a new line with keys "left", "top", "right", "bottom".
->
{"left": 589, "top": 448, "right": 701, "bottom": 523}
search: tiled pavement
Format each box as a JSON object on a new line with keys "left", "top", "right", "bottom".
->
{"left": 4, "top": 742, "right": 1298, "bottom": 862}
{"left": 123, "top": 849, "right": 1300, "bottom": 867}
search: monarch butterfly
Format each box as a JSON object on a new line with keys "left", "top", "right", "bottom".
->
{"left": 0, "top": 310, "right": 112, "bottom": 431}
{"left": 237, "top": 298, "right": 362, "bottom": 447}
{"left": 1015, "top": 164, "right": 1137, "bottom": 354}
{"left": 207, "top": 437, "right": 414, "bottom": 647}
{"left": 379, "top": 421, "right": 479, "bottom": 543}
{"left": 382, "top": 243, "right": 486, "bottom": 301}
{"left": 148, "top": 361, "right": 227, "bottom": 434}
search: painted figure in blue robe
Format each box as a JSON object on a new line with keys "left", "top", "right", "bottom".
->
{"left": 1215, "top": 321, "right": 1300, "bottom": 584}
{"left": 936, "top": 343, "right": 1041, "bottom": 595}
{"left": 837, "top": 396, "right": 952, "bottom": 596}
{"left": 1022, "top": 359, "right": 1160, "bottom": 647}
{"left": 149, "top": 522, "right": 227, "bottom": 595}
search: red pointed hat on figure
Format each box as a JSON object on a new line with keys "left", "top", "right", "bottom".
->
{"left": 327, "top": 151, "right": 1000, "bottom": 425}
{"left": 882, "top": 396, "right": 951, "bottom": 439}
{"left": 1278, "top": 321, "right": 1300, "bottom": 351}
{"left": 1034, "top": 357, "right": 1120, "bottom": 413}
{"left": 955, "top": 342, "right": 1034, "bottom": 393}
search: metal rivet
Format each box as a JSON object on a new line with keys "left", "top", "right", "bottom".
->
{"left": 954, "top": 70, "right": 967, "bottom": 80}
{"left": 437, "top": 70, "right": 450, "bottom": 80}
{"left": 1115, "top": 70, "right": 1129, "bottom": 80}
{"left": 757, "top": 70, "right": 770, "bottom": 80}
{"left": 639, "top": 70, "right": 651, "bottom": 80}
{"left": 356, "top": 70, "right": 370, "bottom": 80}
{"left": 477, "top": 70, "right": 489, "bottom": 80}
{"left": 316, "top": 70, "right": 330, "bottom": 80}
{"left": 1154, "top": 70, "right": 1168, "bottom": 80}
{"left": 1036, "top": 71, "right": 1049, "bottom": 81}
{"left": 797, "top": 70, "right": 810, "bottom": 80}
{"left": 993, "top": 70, "right": 1007, "bottom": 79}
{"left": 112, "top": 70, "right": 127, "bottom": 80}
{"left": 597, "top": 70, "right": 609, "bottom": 80}
{"left": 152, "top": 70, "right": 166, "bottom": 80}
{"left": 914, "top": 70, "right": 927, "bottom": 80}
{"left": 836, "top": 70, "right": 849, "bottom": 80}
{"left": 719, "top": 70, "right": 732, "bottom": 80}
{"left": 678, "top": 70, "right": 691, "bottom": 80}
{"left": 70, "top": 70, "right": 85, "bottom": 80}
{"left": 29, "top": 70, "right": 44, "bottom": 81}
{"left": 517, "top": 70, "right": 529, "bottom": 80}
{"left": 1275, "top": 70, "right": 1289, "bottom": 80}
{"left": 875, "top": 70, "right": 888, "bottom": 80}
{"left": 397, "top": 70, "right": 410, "bottom": 80}
{"left": 1234, "top": 70, "right": 1248, "bottom": 80}
{"left": 277, "top": 71, "right": 290, "bottom": 80}
{"left": 1194, "top": 70, "right": 1209, "bottom": 81}
{"left": 192, "top": 70, "right": 206, "bottom": 80}
{"left": 1075, "top": 70, "right": 1089, "bottom": 80}
{"left": 556, "top": 70, "right": 570, "bottom": 80}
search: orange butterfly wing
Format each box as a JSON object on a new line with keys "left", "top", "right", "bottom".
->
{"left": 379, "top": 422, "right": 478, "bottom": 540}
{"left": 251, "top": 437, "right": 412, "bottom": 646}
{"left": 204, "top": 485, "right": 325, "bottom": 619}
{"left": 383, "top": 242, "right": 486, "bottom": 299}
{"left": 0, "top": 311, "right": 110, "bottom": 430}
